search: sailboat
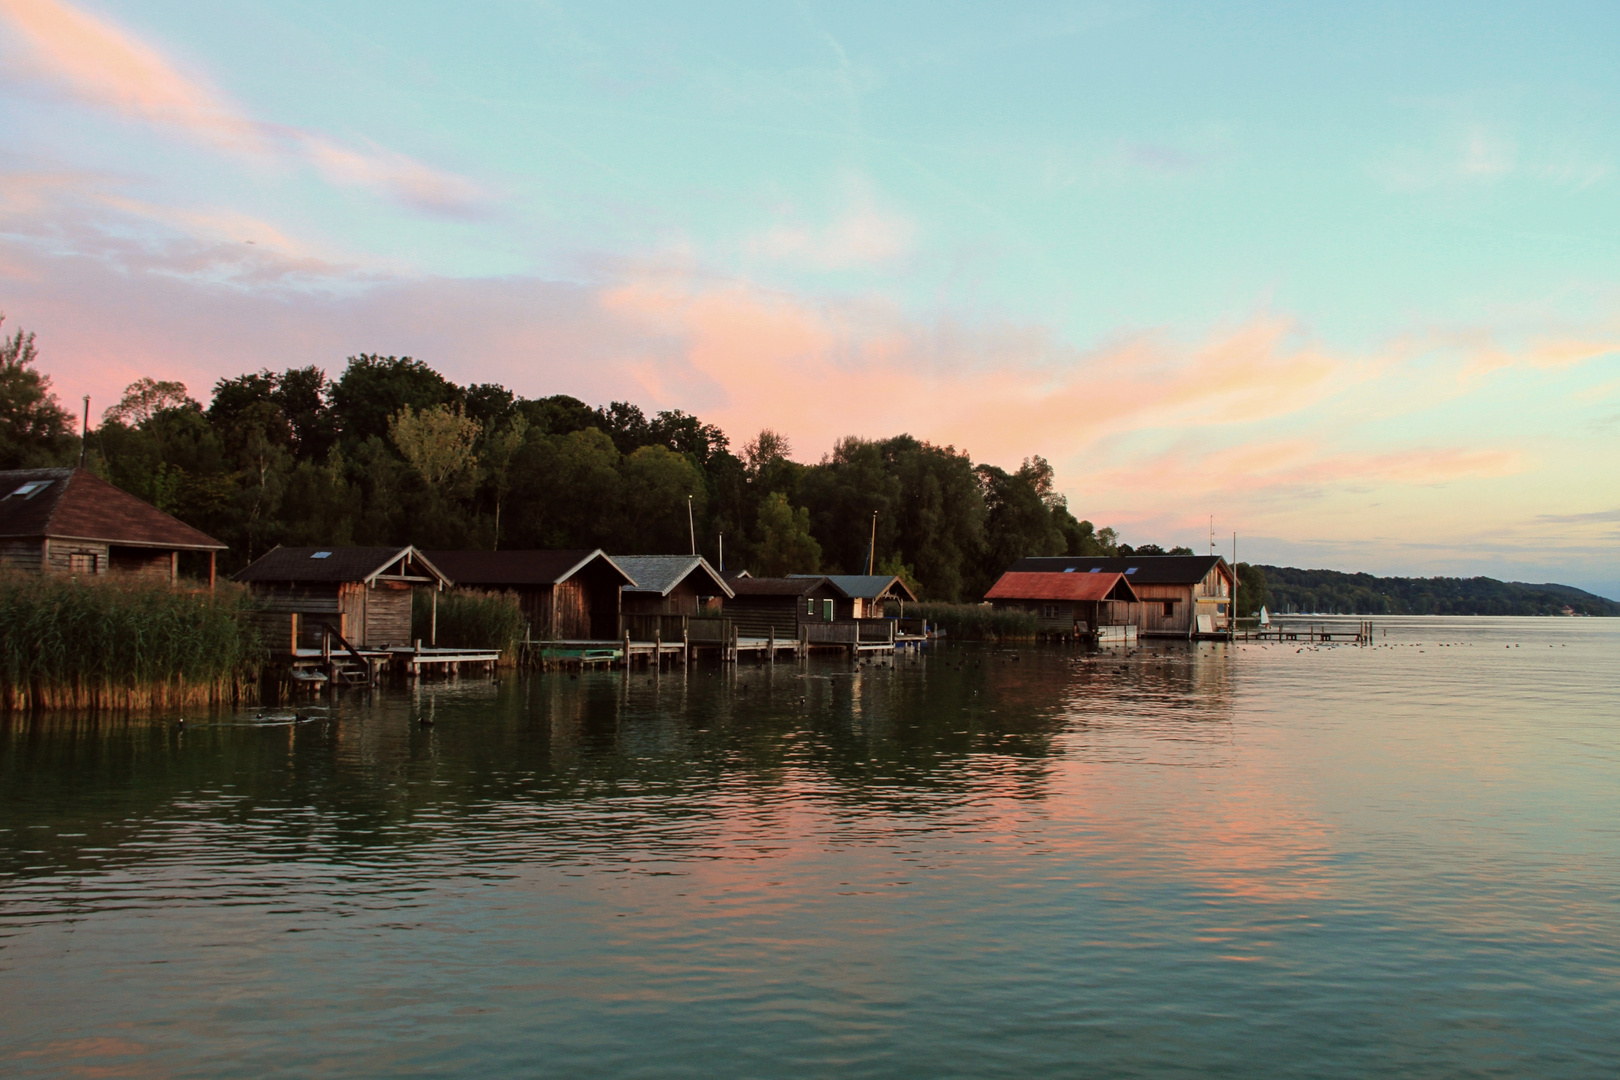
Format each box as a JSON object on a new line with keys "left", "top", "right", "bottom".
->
{"left": 1258, "top": 605, "right": 1271, "bottom": 628}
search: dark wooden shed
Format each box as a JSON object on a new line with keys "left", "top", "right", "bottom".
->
{"left": 1004, "top": 555, "right": 1235, "bottom": 638}
{"left": 424, "top": 549, "right": 632, "bottom": 640}
{"left": 613, "top": 555, "right": 733, "bottom": 617}
{"left": 0, "top": 467, "right": 226, "bottom": 584}
{"left": 725, "top": 576, "right": 845, "bottom": 639}
{"left": 808, "top": 574, "right": 918, "bottom": 620}
{"left": 234, "top": 546, "right": 450, "bottom": 653}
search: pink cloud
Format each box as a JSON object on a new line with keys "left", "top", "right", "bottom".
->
{"left": 0, "top": 0, "right": 485, "bottom": 215}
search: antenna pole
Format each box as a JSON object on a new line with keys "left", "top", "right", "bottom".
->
{"left": 868, "top": 511, "right": 877, "bottom": 575}
{"left": 80, "top": 396, "right": 90, "bottom": 467}
{"left": 719, "top": 532, "right": 724, "bottom": 572}
{"left": 687, "top": 495, "right": 696, "bottom": 556}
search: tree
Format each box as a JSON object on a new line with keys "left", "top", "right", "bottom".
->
{"left": 0, "top": 316, "right": 75, "bottom": 469}
{"left": 389, "top": 404, "right": 482, "bottom": 489}
{"left": 755, "top": 492, "right": 821, "bottom": 576}
{"left": 621, "top": 445, "right": 706, "bottom": 553}
{"left": 330, "top": 355, "right": 461, "bottom": 447}
{"left": 104, "top": 378, "right": 194, "bottom": 426}
{"left": 1236, "top": 563, "right": 1271, "bottom": 615}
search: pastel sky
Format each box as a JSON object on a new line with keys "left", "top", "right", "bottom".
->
{"left": 2, "top": 1, "right": 1618, "bottom": 596}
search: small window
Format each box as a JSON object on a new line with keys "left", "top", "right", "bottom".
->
{"left": 806, "top": 598, "right": 816, "bottom": 617}
{"left": 1088, "top": 567, "right": 1101, "bottom": 573}
{"left": 1125, "top": 567, "right": 1138, "bottom": 575}
{"left": 1042, "top": 603, "right": 1060, "bottom": 618}
{"left": 311, "top": 551, "right": 332, "bottom": 559}
{"left": 1063, "top": 567, "right": 1077, "bottom": 573}
{"left": 70, "top": 553, "right": 97, "bottom": 574}
{"left": 1162, "top": 601, "right": 1174, "bottom": 617}
{"left": 6, "top": 480, "right": 52, "bottom": 499}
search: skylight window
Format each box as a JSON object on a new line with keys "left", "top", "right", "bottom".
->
{"left": 7, "top": 480, "right": 52, "bottom": 499}
{"left": 1088, "top": 567, "right": 1101, "bottom": 573}
{"left": 1125, "top": 567, "right": 1138, "bottom": 574}
{"left": 1064, "top": 567, "right": 1077, "bottom": 573}
{"left": 311, "top": 551, "right": 332, "bottom": 559}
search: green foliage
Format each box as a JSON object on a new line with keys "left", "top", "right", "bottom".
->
{"left": 412, "top": 588, "right": 526, "bottom": 658}
{"left": 0, "top": 315, "right": 75, "bottom": 469}
{"left": 1256, "top": 565, "right": 1619, "bottom": 616}
{"left": 1236, "top": 562, "right": 1271, "bottom": 615}
{"left": 0, "top": 576, "right": 261, "bottom": 710}
{"left": 906, "top": 602, "right": 1038, "bottom": 641}
{"left": 756, "top": 491, "right": 821, "bottom": 576}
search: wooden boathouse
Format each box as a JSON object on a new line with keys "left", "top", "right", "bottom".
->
{"left": 425, "top": 549, "right": 632, "bottom": 640}
{"left": 984, "top": 570, "right": 1141, "bottom": 641}
{"left": 801, "top": 574, "right": 918, "bottom": 620}
{"left": 614, "top": 555, "right": 732, "bottom": 617}
{"left": 0, "top": 467, "right": 226, "bottom": 584}
{"left": 1004, "top": 555, "right": 1236, "bottom": 638}
{"left": 235, "top": 545, "right": 450, "bottom": 651}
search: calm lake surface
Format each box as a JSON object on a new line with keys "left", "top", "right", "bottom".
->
{"left": 2, "top": 616, "right": 1617, "bottom": 1078}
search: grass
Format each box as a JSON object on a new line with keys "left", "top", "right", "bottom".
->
{"left": 905, "top": 602, "right": 1039, "bottom": 641}
{"left": 0, "top": 575, "right": 262, "bottom": 712}
{"left": 412, "top": 588, "right": 526, "bottom": 662}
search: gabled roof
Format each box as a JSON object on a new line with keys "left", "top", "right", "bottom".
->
{"left": 796, "top": 574, "right": 918, "bottom": 602}
{"left": 235, "top": 545, "right": 450, "bottom": 585}
{"left": 0, "top": 467, "right": 225, "bottom": 551}
{"left": 730, "top": 575, "right": 831, "bottom": 597}
{"left": 423, "top": 549, "right": 634, "bottom": 588}
{"left": 985, "top": 571, "right": 1140, "bottom": 603}
{"left": 613, "top": 555, "right": 733, "bottom": 598}
{"left": 1008, "top": 555, "right": 1229, "bottom": 585}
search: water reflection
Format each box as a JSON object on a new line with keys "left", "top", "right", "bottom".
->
{"left": 2, "top": 622, "right": 1615, "bottom": 1079}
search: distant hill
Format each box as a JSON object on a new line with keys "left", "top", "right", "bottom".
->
{"left": 1252, "top": 566, "right": 1620, "bottom": 617}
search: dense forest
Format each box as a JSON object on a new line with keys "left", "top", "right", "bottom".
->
{"left": 0, "top": 316, "right": 1140, "bottom": 600}
{"left": 1249, "top": 565, "right": 1619, "bottom": 617}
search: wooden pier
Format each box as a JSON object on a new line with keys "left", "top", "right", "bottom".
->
{"left": 1239, "top": 620, "right": 1375, "bottom": 644}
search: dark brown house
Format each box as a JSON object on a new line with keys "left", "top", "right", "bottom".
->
{"left": 984, "top": 570, "right": 1141, "bottom": 638}
{"left": 235, "top": 546, "right": 451, "bottom": 652}
{"left": 1004, "top": 555, "right": 1235, "bottom": 638}
{"left": 0, "top": 467, "right": 226, "bottom": 583}
{"left": 726, "top": 576, "right": 845, "bottom": 638}
{"left": 613, "top": 555, "right": 733, "bottom": 617}
{"left": 425, "top": 549, "right": 632, "bottom": 640}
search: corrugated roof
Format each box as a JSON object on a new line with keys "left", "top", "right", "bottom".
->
{"left": 985, "top": 571, "right": 1139, "bottom": 603}
{"left": 730, "top": 576, "right": 828, "bottom": 597}
{"left": 235, "top": 546, "right": 448, "bottom": 584}
{"left": 1008, "top": 555, "right": 1228, "bottom": 585}
{"left": 613, "top": 555, "right": 734, "bottom": 598}
{"left": 798, "top": 574, "right": 918, "bottom": 602}
{"left": 424, "top": 549, "right": 633, "bottom": 588}
{"left": 0, "top": 467, "right": 225, "bottom": 550}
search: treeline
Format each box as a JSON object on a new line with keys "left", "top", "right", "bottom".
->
{"left": 0, "top": 316, "right": 1135, "bottom": 600}
{"left": 1250, "top": 565, "right": 1619, "bottom": 616}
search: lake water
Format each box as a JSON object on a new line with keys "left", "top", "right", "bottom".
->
{"left": 2, "top": 617, "right": 1617, "bottom": 1078}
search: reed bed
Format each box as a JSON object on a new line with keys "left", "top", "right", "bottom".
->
{"left": 412, "top": 588, "right": 526, "bottom": 662}
{"left": 0, "top": 575, "right": 262, "bottom": 712}
{"left": 906, "top": 602, "right": 1038, "bottom": 642}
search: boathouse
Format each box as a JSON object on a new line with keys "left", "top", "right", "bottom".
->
{"left": 424, "top": 549, "right": 632, "bottom": 640}
{"left": 614, "top": 555, "right": 733, "bottom": 617}
{"left": 235, "top": 546, "right": 450, "bottom": 652}
{"left": 726, "top": 575, "right": 845, "bottom": 639}
{"left": 0, "top": 467, "right": 226, "bottom": 584}
{"left": 984, "top": 570, "right": 1141, "bottom": 639}
{"left": 1004, "top": 555, "right": 1235, "bottom": 638}
{"left": 795, "top": 574, "right": 918, "bottom": 619}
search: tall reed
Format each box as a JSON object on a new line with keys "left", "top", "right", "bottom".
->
{"left": 905, "top": 601, "right": 1039, "bottom": 642}
{"left": 412, "top": 588, "right": 526, "bottom": 662}
{"left": 0, "top": 575, "right": 262, "bottom": 712}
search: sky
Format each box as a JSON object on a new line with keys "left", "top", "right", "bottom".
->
{"left": 1, "top": 1, "right": 1617, "bottom": 597}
